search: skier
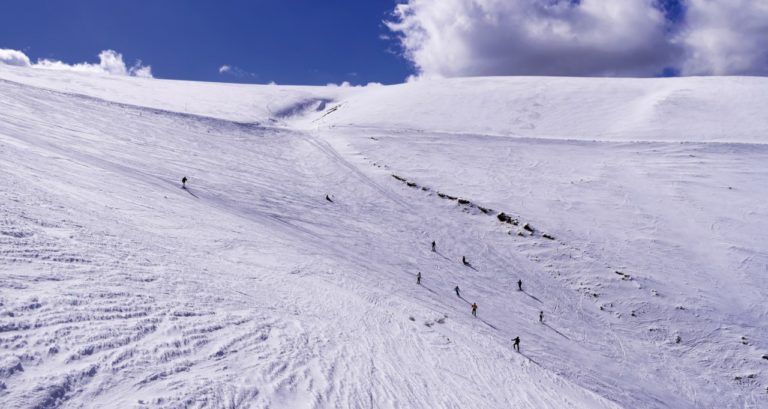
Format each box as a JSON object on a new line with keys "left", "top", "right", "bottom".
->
{"left": 181, "top": 176, "right": 188, "bottom": 188}
{"left": 512, "top": 336, "right": 520, "bottom": 352}
{"left": 539, "top": 310, "right": 544, "bottom": 323}
{"left": 462, "top": 256, "right": 468, "bottom": 266}
{"left": 454, "top": 285, "right": 460, "bottom": 297}
{"left": 431, "top": 240, "right": 436, "bottom": 252}
{"left": 417, "top": 272, "right": 422, "bottom": 285}
{"left": 325, "top": 194, "right": 333, "bottom": 203}
{"left": 517, "top": 279, "right": 523, "bottom": 291}
{"left": 471, "top": 303, "right": 478, "bottom": 317}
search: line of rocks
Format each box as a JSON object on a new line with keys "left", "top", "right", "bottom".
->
{"left": 391, "top": 173, "right": 555, "bottom": 240}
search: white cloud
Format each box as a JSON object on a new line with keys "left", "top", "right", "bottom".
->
{"left": 679, "top": 0, "right": 768, "bottom": 76}
{"left": 130, "top": 64, "right": 153, "bottom": 78}
{"left": 387, "top": 0, "right": 768, "bottom": 77}
{"left": 0, "top": 48, "right": 32, "bottom": 67}
{"left": 0, "top": 48, "right": 153, "bottom": 78}
{"left": 325, "top": 81, "right": 384, "bottom": 88}
{"left": 218, "top": 64, "right": 257, "bottom": 78}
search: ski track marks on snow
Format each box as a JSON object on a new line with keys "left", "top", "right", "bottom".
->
{"left": 316, "top": 127, "right": 768, "bottom": 409}
{"left": 0, "top": 69, "right": 766, "bottom": 408}
{"left": 0, "top": 79, "right": 622, "bottom": 409}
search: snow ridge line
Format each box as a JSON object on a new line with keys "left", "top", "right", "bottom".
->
{"left": 323, "top": 124, "right": 768, "bottom": 147}
{"left": 0, "top": 78, "right": 275, "bottom": 133}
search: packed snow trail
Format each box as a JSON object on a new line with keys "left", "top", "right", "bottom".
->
{"left": 0, "top": 65, "right": 766, "bottom": 408}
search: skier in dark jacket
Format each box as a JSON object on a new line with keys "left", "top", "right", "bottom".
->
{"left": 454, "top": 285, "right": 460, "bottom": 297}
{"left": 517, "top": 279, "right": 523, "bottom": 291}
{"left": 471, "top": 303, "right": 478, "bottom": 317}
{"left": 431, "top": 241, "right": 436, "bottom": 252}
{"left": 462, "top": 256, "right": 468, "bottom": 266}
{"left": 181, "top": 176, "right": 188, "bottom": 188}
{"left": 539, "top": 311, "right": 544, "bottom": 323}
{"left": 325, "top": 194, "right": 333, "bottom": 202}
{"left": 512, "top": 336, "right": 520, "bottom": 352}
{"left": 416, "top": 272, "right": 421, "bottom": 285}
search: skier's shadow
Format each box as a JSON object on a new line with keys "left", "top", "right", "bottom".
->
{"left": 454, "top": 293, "right": 496, "bottom": 329}
{"left": 455, "top": 294, "right": 471, "bottom": 305}
{"left": 182, "top": 187, "right": 199, "bottom": 198}
{"left": 519, "top": 352, "right": 541, "bottom": 367}
{"left": 522, "top": 290, "right": 542, "bottom": 303}
{"left": 478, "top": 317, "right": 498, "bottom": 330}
{"left": 419, "top": 283, "right": 439, "bottom": 296}
{"left": 543, "top": 323, "right": 570, "bottom": 340}
{"left": 463, "top": 262, "right": 479, "bottom": 272}
{"left": 433, "top": 251, "right": 451, "bottom": 262}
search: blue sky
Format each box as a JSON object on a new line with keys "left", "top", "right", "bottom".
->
{"left": 2, "top": 0, "right": 766, "bottom": 82}
{"left": 0, "top": 0, "right": 411, "bottom": 85}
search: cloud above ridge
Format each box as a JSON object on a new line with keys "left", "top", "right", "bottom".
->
{"left": 0, "top": 49, "right": 153, "bottom": 78}
{"left": 0, "top": 48, "right": 32, "bottom": 67}
{"left": 218, "top": 64, "right": 258, "bottom": 79}
{"left": 387, "top": 0, "right": 768, "bottom": 77}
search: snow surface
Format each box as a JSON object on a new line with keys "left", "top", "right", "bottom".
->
{"left": 1, "top": 62, "right": 767, "bottom": 408}
{"left": 311, "top": 76, "right": 768, "bottom": 143}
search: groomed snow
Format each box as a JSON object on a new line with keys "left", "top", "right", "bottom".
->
{"left": 1, "top": 64, "right": 766, "bottom": 408}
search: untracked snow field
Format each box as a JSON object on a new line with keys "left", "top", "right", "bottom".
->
{"left": 0, "top": 65, "right": 766, "bottom": 408}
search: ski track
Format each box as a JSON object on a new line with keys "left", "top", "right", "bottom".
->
{"left": 0, "top": 73, "right": 766, "bottom": 409}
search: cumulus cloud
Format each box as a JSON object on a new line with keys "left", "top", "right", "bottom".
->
{"left": 326, "top": 81, "right": 353, "bottom": 87}
{"left": 325, "top": 81, "right": 384, "bottom": 88}
{"left": 0, "top": 48, "right": 31, "bottom": 67}
{"left": 0, "top": 48, "right": 153, "bottom": 78}
{"left": 130, "top": 64, "right": 153, "bottom": 78}
{"left": 680, "top": 0, "right": 768, "bottom": 75}
{"left": 387, "top": 0, "right": 768, "bottom": 77}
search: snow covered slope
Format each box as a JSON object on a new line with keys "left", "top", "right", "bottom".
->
{"left": 0, "top": 63, "right": 357, "bottom": 124}
{"left": 311, "top": 76, "right": 768, "bottom": 143}
{"left": 1, "top": 65, "right": 766, "bottom": 409}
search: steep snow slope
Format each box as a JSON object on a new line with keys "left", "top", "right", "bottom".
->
{"left": 317, "top": 128, "right": 768, "bottom": 408}
{"left": 0, "top": 78, "right": 619, "bottom": 408}
{"left": 1, "top": 66, "right": 767, "bottom": 409}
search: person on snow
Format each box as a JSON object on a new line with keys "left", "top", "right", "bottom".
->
{"left": 181, "top": 176, "right": 188, "bottom": 188}
{"left": 431, "top": 240, "right": 436, "bottom": 252}
{"left": 454, "top": 285, "right": 461, "bottom": 297}
{"left": 512, "top": 336, "right": 520, "bottom": 352}
{"left": 517, "top": 279, "right": 523, "bottom": 291}
{"left": 539, "top": 310, "right": 544, "bottom": 323}
{"left": 462, "top": 256, "right": 469, "bottom": 266}
{"left": 471, "top": 303, "right": 478, "bottom": 317}
{"left": 416, "top": 272, "right": 422, "bottom": 285}
{"left": 325, "top": 194, "right": 333, "bottom": 203}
